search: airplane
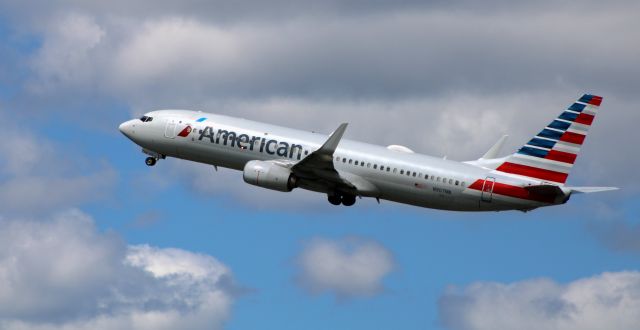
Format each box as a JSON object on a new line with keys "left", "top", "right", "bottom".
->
{"left": 119, "top": 94, "right": 616, "bottom": 212}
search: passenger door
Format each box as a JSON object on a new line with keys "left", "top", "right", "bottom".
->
{"left": 164, "top": 118, "right": 177, "bottom": 139}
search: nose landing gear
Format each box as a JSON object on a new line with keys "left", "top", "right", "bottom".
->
{"left": 142, "top": 149, "right": 165, "bottom": 167}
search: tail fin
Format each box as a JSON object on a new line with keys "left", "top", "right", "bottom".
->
{"left": 495, "top": 94, "right": 602, "bottom": 184}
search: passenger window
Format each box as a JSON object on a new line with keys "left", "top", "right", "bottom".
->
{"left": 349, "top": 159, "right": 353, "bottom": 164}
{"left": 393, "top": 168, "right": 397, "bottom": 173}
{"left": 380, "top": 166, "right": 384, "bottom": 171}
{"left": 367, "top": 163, "right": 371, "bottom": 168}
{"left": 413, "top": 172, "right": 416, "bottom": 177}
{"left": 336, "top": 157, "right": 340, "bottom": 161}
{"left": 361, "top": 162, "right": 365, "bottom": 167}
{"left": 437, "top": 177, "right": 441, "bottom": 182}
{"left": 462, "top": 182, "right": 466, "bottom": 187}
{"left": 355, "top": 160, "right": 359, "bottom": 165}
{"left": 406, "top": 171, "right": 411, "bottom": 176}
{"left": 373, "top": 164, "right": 378, "bottom": 169}
{"left": 455, "top": 180, "right": 459, "bottom": 186}
{"left": 425, "top": 174, "right": 429, "bottom": 180}
{"left": 400, "top": 170, "right": 404, "bottom": 174}
{"left": 343, "top": 158, "right": 346, "bottom": 163}
{"left": 386, "top": 167, "right": 390, "bottom": 172}
{"left": 305, "top": 150, "right": 309, "bottom": 155}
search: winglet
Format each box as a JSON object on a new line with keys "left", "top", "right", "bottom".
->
{"left": 317, "top": 123, "right": 348, "bottom": 155}
{"left": 481, "top": 135, "right": 508, "bottom": 159}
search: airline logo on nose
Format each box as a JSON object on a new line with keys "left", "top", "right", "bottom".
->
{"left": 178, "top": 126, "right": 192, "bottom": 137}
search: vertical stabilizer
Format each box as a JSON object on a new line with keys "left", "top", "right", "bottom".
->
{"left": 495, "top": 94, "right": 602, "bottom": 184}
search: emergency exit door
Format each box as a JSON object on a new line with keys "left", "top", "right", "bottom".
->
{"left": 481, "top": 177, "right": 495, "bottom": 202}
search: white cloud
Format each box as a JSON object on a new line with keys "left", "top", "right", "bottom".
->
{"left": 438, "top": 271, "right": 640, "bottom": 330}
{"left": 0, "top": 209, "right": 236, "bottom": 330}
{"left": 295, "top": 237, "right": 394, "bottom": 298}
{"left": 0, "top": 113, "right": 116, "bottom": 214}
{"left": 28, "top": 13, "right": 106, "bottom": 93}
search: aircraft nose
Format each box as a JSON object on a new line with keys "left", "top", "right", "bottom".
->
{"left": 118, "top": 120, "right": 135, "bottom": 139}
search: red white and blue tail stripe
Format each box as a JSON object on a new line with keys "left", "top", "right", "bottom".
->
{"left": 495, "top": 94, "right": 602, "bottom": 184}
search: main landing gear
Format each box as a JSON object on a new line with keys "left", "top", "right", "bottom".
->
{"left": 327, "top": 193, "right": 357, "bottom": 206}
{"left": 145, "top": 157, "right": 157, "bottom": 166}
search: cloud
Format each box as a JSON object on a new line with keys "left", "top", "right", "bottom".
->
{"left": 295, "top": 237, "right": 394, "bottom": 298}
{"left": 0, "top": 209, "right": 237, "bottom": 330}
{"left": 0, "top": 112, "right": 116, "bottom": 214}
{"left": 438, "top": 271, "right": 640, "bottom": 330}
{"left": 16, "top": 4, "right": 640, "bottom": 104}
{"left": 27, "top": 13, "right": 105, "bottom": 94}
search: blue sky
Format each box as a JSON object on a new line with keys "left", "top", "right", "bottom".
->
{"left": 1, "top": 1, "right": 639, "bottom": 330}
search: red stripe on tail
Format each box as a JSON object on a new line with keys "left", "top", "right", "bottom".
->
{"left": 588, "top": 95, "right": 603, "bottom": 106}
{"left": 496, "top": 162, "right": 569, "bottom": 183}
{"left": 545, "top": 150, "right": 577, "bottom": 164}
{"left": 559, "top": 131, "right": 585, "bottom": 145}
{"left": 574, "top": 113, "right": 594, "bottom": 126}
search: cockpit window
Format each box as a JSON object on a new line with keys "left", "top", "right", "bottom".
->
{"left": 139, "top": 116, "right": 153, "bottom": 122}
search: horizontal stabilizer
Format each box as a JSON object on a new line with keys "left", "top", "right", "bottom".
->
{"left": 568, "top": 186, "right": 619, "bottom": 194}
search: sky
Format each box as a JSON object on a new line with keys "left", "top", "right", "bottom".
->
{"left": 0, "top": 1, "right": 639, "bottom": 329}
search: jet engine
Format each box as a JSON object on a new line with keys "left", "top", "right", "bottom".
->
{"left": 243, "top": 160, "right": 297, "bottom": 192}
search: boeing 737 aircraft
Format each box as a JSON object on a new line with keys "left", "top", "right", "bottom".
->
{"left": 119, "top": 94, "right": 616, "bottom": 212}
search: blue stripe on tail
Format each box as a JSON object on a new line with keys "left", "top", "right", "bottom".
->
{"left": 527, "top": 138, "right": 556, "bottom": 149}
{"left": 517, "top": 146, "right": 549, "bottom": 158}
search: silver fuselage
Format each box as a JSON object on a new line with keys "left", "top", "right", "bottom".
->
{"left": 120, "top": 110, "right": 555, "bottom": 212}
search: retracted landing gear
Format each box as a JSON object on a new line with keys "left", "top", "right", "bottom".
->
{"left": 341, "top": 194, "right": 356, "bottom": 206}
{"left": 145, "top": 157, "right": 157, "bottom": 166}
{"left": 327, "top": 193, "right": 357, "bottom": 206}
{"left": 328, "top": 195, "right": 342, "bottom": 205}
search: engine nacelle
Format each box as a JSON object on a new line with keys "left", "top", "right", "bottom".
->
{"left": 243, "top": 160, "right": 297, "bottom": 192}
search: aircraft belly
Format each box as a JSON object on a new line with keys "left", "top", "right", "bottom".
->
{"left": 371, "top": 178, "right": 479, "bottom": 211}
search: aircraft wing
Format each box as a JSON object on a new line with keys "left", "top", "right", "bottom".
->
{"left": 291, "top": 123, "right": 377, "bottom": 196}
